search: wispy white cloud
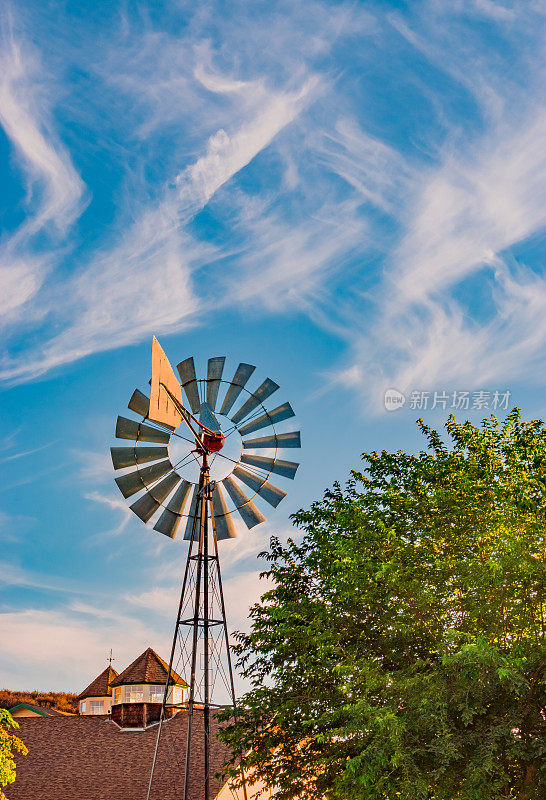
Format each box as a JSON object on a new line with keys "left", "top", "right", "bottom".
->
{"left": 0, "top": 509, "right": 36, "bottom": 542}
{"left": 218, "top": 197, "right": 367, "bottom": 314}
{"left": 349, "top": 109, "right": 546, "bottom": 400}
{"left": 313, "top": 3, "right": 546, "bottom": 408}
{"left": 0, "top": 560, "right": 95, "bottom": 594}
{"left": 126, "top": 521, "right": 283, "bottom": 622}
{"left": 124, "top": 543, "right": 273, "bottom": 650}
{"left": 0, "top": 17, "right": 87, "bottom": 324}
{"left": 0, "top": 522, "right": 280, "bottom": 691}
{"left": 0, "top": 564, "right": 269, "bottom": 692}
{"left": 379, "top": 256, "right": 546, "bottom": 395}
{"left": 0, "top": 2, "right": 338, "bottom": 382}
{"left": 0, "top": 206, "right": 204, "bottom": 380}
{"left": 0, "top": 517, "right": 279, "bottom": 690}
{"left": 313, "top": 117, "right": 417, "bottom": 214}
{"left": 0, "top": 440, "right": 54, "bottom": 462}
{"left": 2, "top": 0, "right": 546, "bottom": 411}
{"left": 0, "top": 22, "right": 86, "bottom": 234}
{"left": 0, "top": 65, "right": 320, "bottom": 381}
{"left": 176, "top": 76, "right": 321, "bottom": 218}
{"left": 391, "top": 111, "right": 546, "bottom": 307}
{"left": 84, "top": 490, "right": 133, "bottom": 539}
{"left": 1, "top": 460, "right": 67, "bottom": 491}
{"left": 74, "top": 449, "right": 113, "bottom": 485}
{"left": 0, "top": 251, "right": 49, "bottom": 321}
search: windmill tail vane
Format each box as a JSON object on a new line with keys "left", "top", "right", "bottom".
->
{"left": 111, "top": 335, "right": 301, "bottom": 800}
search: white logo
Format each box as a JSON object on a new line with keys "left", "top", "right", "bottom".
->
{"left": 384, "top": 388, "right": 406, "bottom": 412}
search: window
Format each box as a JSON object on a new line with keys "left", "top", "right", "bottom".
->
{"left": 173, "top": 687, "right": 183, "bottom": 705}
{"left": 114, "top": 688, "right": 121, "bottom": 704}
{"left": 149, "top": 685, "right": 164, "bottom": 703}
{"left": 90, "top": 701, "right": 103, "bottom": 714}
{"left": 80, "top": 701, "right": 86, "bottom": 713}
{"left": 125, "top": 685, "right": 143, "bottom": 703}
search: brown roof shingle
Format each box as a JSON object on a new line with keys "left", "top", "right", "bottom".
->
{"left": 78, "top": 666, "right": 119, "bottom": 700}
{"left": 13, "top": 709, "right": 231, "bottom": 800}
{"left": 110, "top": 647, "right": 187, "bottom": 687}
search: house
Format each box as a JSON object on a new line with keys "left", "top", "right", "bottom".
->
{"left": 77, "top": 647, "right": 187, "bottom": 726}
{"left": 109, "top": 647, "right": 188, "bottom": 728}
{"left": 11, "top": 647, "right": 268, "bottom": 799}
{"left": 9, "top": 703, "right": 68, "bottom": 719}
{"left": 78, "top": 665, "right": 118, "bottom": 715}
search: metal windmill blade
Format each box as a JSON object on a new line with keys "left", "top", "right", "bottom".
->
{"left": 115, "top": 459, "right": 175, "bottom": 498}
{"left": 232, "top": 466, "right": 287, "bottom": 507}
{"left": 221, "top": 476, "right": 267, "bottom": 528}
{"left": 240, "top": 453, "right": 300, "bottom": 479}
{"left": 177, "top": 356, "right": 201, "bottom": 413}
{"left": 206, "top": 356, "right": 226, "bottom": 411}
{"left": 242, "top": 431, "right": 301, "bottom": 449}
{"left": 230, "top": 378, "right": 280, "bottom": 425}
{"left": 115, "top": 416, "right": 170, "bottom": 443}
{"left": 153, "top": 480, "right": 193, "bottom": 539}
{"left": 211, "top": 482, "right": 237, "bottom": 540}
{"left": 130, "top": 471, "right": 181, "bottom": 523}
{"left": 110, "top": 446, "right": 169, "bottom": 470}
{"left": 237, "top": 402, "right": 295, "bottom": 436}
{"left": 219, "top": 363, "right": 256, "bottom": 416}
{"left": 128, "top": 388, "right": 150, "bottom": 418}
{"left": 183, "top": 485, "right": 201, "bottom": 540}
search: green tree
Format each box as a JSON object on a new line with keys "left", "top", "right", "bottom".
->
{"left": 0, "top": 709, "right": 27, "bottom": 800}
{"left": 220, "top": 410, "right": 546, "bottom": 800}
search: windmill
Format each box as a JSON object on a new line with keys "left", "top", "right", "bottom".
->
{"left": 111, "top": 336, "right": 301, "bottom": 800}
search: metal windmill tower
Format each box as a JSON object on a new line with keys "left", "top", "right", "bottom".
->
{"left": 111, "top": 336, "right": 301, "bottom": 800}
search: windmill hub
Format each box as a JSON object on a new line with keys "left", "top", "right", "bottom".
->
{"left": 202, "top": 431, "right": 225, "bottom": 453}
{"left": 167, "top": 410, "right": 242, "bottom": 483}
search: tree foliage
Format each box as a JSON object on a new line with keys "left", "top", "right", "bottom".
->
{"left": 220, "top": 410, "right": 546, "bottom": 800}
{"left": 0, "top": 689, "right": 77, "bottom": 714}
{"left": 0, "top": 710, "right": 27, "bottom": 800}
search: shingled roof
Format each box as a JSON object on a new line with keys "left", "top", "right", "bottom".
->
{"left": 110, "top": 647, "right": 187, "bottom": 687}
{"left": 13, "top": 710, "right": 233, "bottom": 800}
{"left": 77, "top": 666, "right": 119, "bottom": 700}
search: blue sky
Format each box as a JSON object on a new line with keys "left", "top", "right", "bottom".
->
{"left": 1, "top": 0, "right": 546, "bottom": 694}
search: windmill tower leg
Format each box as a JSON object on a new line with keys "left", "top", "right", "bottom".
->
{"left": 146, "top": 470, "right": 201, "bottom": 800}
{"left": 183, "top": 456, "right": 210, "bottom": 800}
{"left": 203, "top": 474, "right": 211, "bottom": 800}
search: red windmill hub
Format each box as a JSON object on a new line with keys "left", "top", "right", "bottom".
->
{"left": 203, "top": 431, "right": 225, "bottom": 453}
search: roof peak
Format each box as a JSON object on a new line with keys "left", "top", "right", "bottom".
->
{"left": 77, "top": 665, "right": 119, "bottom": 700}
{"left": 110, "top": 647, "right": 187, "bottom": 688}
